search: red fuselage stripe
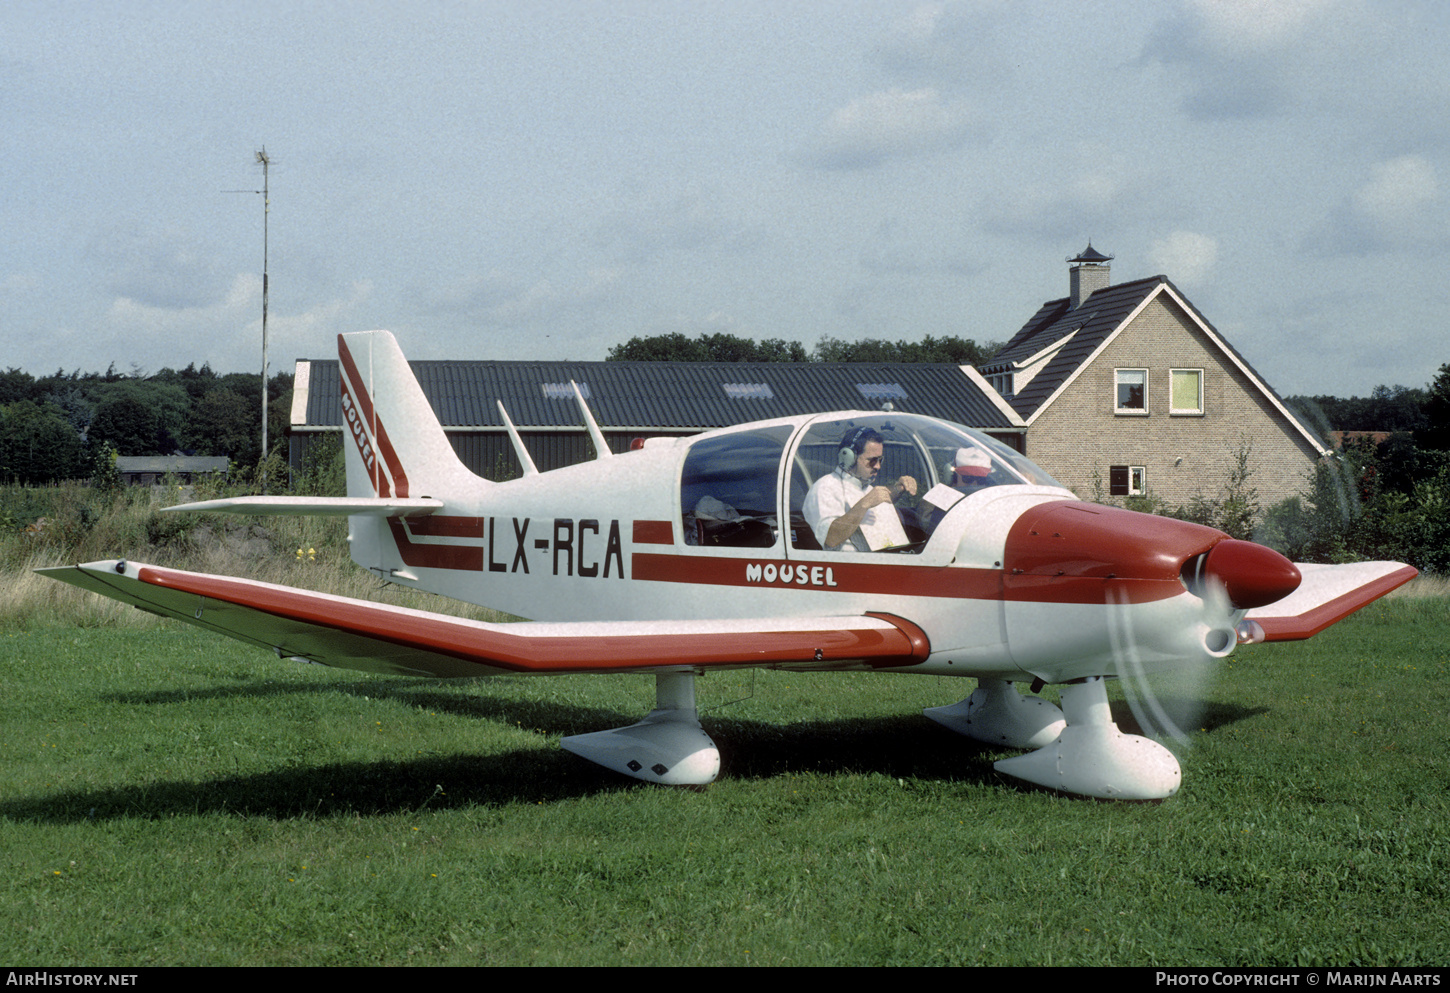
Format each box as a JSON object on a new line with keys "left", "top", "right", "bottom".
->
{"left": 371, "top": 512, "right": 1188, "bottom": 603}
{"left": 633, "top": 520, "right": 674, "bottom": 545}
{"left": 630, "top": 551, "right": 1184, "bottom": 604}
{"left": 386, "top": 519, "right": 484, "bottom": 571}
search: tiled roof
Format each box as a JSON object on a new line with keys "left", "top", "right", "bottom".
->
{"left": 295, "top": 360, "right": 1018, "bottom": 432}
{"left": 985, "top": 275, "right": 1167, "bottom": 419}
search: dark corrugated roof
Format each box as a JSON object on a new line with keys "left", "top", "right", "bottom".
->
{"left": 298, "top": 359, "right": 1016, "bottom": 431}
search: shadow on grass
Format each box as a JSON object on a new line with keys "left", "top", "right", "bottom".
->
{"left": 99, "top": 675, "right": 642, "bottom": 738}
{"left": 7, "top": 704, "right": 1022, "bottom": 824}
{"left": 1114, "top": 697, "right": 1267, "bottom": 737}
{"left": 2, "top": 748, "right": 623, "bottom": 823}
{"left": 12, "top": 679, "right": 1271, "bottom": 823}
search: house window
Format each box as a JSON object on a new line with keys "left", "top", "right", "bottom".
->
{"left": 1109, "top": 465, "right": 1146, "bottom": 496}
{"left": 989, "top": 372, "right": 1014, "bottom": 397}
{"left": 1115, "top": 369, "right": 1148, "bottom": 414}
{"left": 1170, "top": 369, "right": 1204, "bottom": 415}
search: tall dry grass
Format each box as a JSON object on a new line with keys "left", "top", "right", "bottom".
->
{"left": 1388, "top": 572, "right": 1450, "bottom": 599}
{"left": 1, "top": 480, "right": 510, "bottom": 630}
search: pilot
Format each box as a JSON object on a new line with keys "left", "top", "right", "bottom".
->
{"left": 803, "top": 427, "right": 918, "bottom": 551}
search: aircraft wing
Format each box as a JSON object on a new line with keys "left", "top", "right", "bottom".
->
{"left": 38, "top": 561, "right": 930, "bottom": 678}
{"left": 161, "top": 495, "right": 443, "bottom": 517}
{"left": 1244, "top": 561, "right": 1418, "bottom": 641}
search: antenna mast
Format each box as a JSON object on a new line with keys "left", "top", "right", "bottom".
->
{"left": 256, "top": 147, "right": 270, "bottom": 493}
{"left": 224, "top": 147, "right": 274, "bottom": 492}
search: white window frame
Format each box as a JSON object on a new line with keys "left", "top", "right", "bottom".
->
{"left": 1169, "top": 368, "right": 1204, "bottom": 416}
{"left": 1114, "top": 368, "right": 1149, "bottom": 415}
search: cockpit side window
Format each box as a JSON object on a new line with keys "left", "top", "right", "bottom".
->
{"left": 680, "top": 425, "right": 792, "bottom": 548}
{"left": 789, "top": 417, "right": 936, "bottom": 552}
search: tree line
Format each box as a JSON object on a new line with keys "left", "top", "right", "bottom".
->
{"left": 0, "top": 363, "right": 292, "bottom": 485}
{"left": 1265, "top": 363, "right": 1450, "bottom": 572}
{"left": 606, "top": 332, "right": 1001, "bottom": 365}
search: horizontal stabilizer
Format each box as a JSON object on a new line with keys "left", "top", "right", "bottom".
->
{"left": 1245, "top": 561, "right": 1418, "bottom": 641}
{"left": 162, "top": 495, "right": 443, "bottom": 517}
{"left": 38, "top": 561, "right": 931, "bottom": 678}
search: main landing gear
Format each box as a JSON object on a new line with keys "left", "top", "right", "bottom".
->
{"left": 928, "top": 676, "right": 1181, "bottom": 800}
{"left": 563, "top": 672, "right": 1180, "bottom": 800}
{"left": 561, "top": 670, "right": 720, "bottom": 786}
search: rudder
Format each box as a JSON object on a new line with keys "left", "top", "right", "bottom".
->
{"left": 337, "top": 330, "right": 481, "bottom": 501}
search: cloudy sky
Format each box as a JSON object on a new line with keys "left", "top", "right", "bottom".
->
{"left": 3, "top": 0, "right": 1446, "bottom": 397}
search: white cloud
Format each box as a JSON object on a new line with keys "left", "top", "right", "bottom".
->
{"left": 640, "top": 308, "right": 752, "bottom": 340}
{"left": 873, "top": 1, "right": 1008, "bottom": 84}
{"left": 1315, "top": 154, "right": 1444, "bottom": 253}
{"left": 104, "top": 275, "right": 373, "bottom": 372}
{"left": 1353, "top": 155, "right": 1439, "bottom": 230}
{"left": 1142, "top": 0, "right": 1356, "bottom": 119}
{"left": 980, "top": 152, "right": 1158, "bottom": 240}
{"left": 1, "top": 272, "right": 40, "bottom": 295}
{"left": 94, "top": 223, "right": 232, "bottom": 311}
{"left": 1184, "top": 0, "right": 1340, "bottom": 52}
{"left": 594, "top": 191, "right": 760, "bottom": 264}
{"left": 808, "top": 87, "right": 983, "bottom": 170}
{"left": 1148, "top": 230, "right": 1219, "bottom": 285}
{"left": 420, "top": 267, "right": 622, "bottom": 329}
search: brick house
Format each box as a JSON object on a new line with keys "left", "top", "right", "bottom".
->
{"left": 977, "top": 246, "right": 1327, "bottom": 509}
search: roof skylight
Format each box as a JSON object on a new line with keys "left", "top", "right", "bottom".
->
{"left": 855, "top": 382, "right": 907, "bottom": 401}
{"left": 541, "top": 382, "right": 590, "bottom": 400}
{"left": 722, "top": 383, "right": 775, "bottom": 400}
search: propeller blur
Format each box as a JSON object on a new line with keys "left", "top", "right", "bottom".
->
{"left": 40, "top": 331, "right": 1417, "bottom": 800}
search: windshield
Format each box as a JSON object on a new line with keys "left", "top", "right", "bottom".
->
{"left": 788, "top": 413, "right": 1063, "bottom": 552}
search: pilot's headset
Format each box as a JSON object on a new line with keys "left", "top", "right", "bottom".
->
{"left": 838, "top": 426, "right": 872, "bottom": 472}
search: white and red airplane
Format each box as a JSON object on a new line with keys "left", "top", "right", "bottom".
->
{"left": 42, "top": 330, "right": 1416, "bottom": 799}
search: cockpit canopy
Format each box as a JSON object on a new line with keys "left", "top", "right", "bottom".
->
{"left": 679, "top": 412, "right": 1064, "bottom": 552}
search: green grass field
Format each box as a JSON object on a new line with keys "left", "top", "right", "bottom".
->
{"left": 2, "top": 589, "right": 1447, "bottom": 966}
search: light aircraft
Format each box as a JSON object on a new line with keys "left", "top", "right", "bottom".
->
{"left": 41, "top": 330, "right": 1417, "bottom": 799}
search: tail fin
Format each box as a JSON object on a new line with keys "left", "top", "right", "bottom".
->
{"left": 337, "top": 330, "right": 481, "bottom": 500}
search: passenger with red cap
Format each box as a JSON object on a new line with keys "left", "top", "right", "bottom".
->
{"left": 949, "top": 447, "right": 994, "bottom": 491}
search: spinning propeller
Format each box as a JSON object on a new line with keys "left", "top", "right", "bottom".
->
{"left": 1110, "top": 537, "right": 1301, "bottom": 776}
{"left": 968, "top": 501, "right": 1304, "bottom": 800}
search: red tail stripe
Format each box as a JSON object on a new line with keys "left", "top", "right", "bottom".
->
{"left": 337, "top": 334, "right": 411, "bottom": 498}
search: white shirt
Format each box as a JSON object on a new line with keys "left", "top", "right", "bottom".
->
{"left": 802, "top": 469, "right": 908, "bottom": 552}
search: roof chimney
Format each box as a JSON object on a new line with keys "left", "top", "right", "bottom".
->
{"left": 1068, "top": 243, "right": 1112, "bottom": 309}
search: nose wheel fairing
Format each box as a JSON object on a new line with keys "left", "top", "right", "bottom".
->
{"left": 926, "top": 676, "right": 1180, "bottom": 800}
{"left": 993, "top": 677, "right": 1181, "bottom": 799}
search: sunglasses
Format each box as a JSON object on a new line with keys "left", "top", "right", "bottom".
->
{"left": 863, "top": 456, "right": 883, "bottom": 467}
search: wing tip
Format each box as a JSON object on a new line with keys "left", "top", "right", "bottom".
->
{"left": 1257, "top": 562, "right": 1419, "bottom": 641}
